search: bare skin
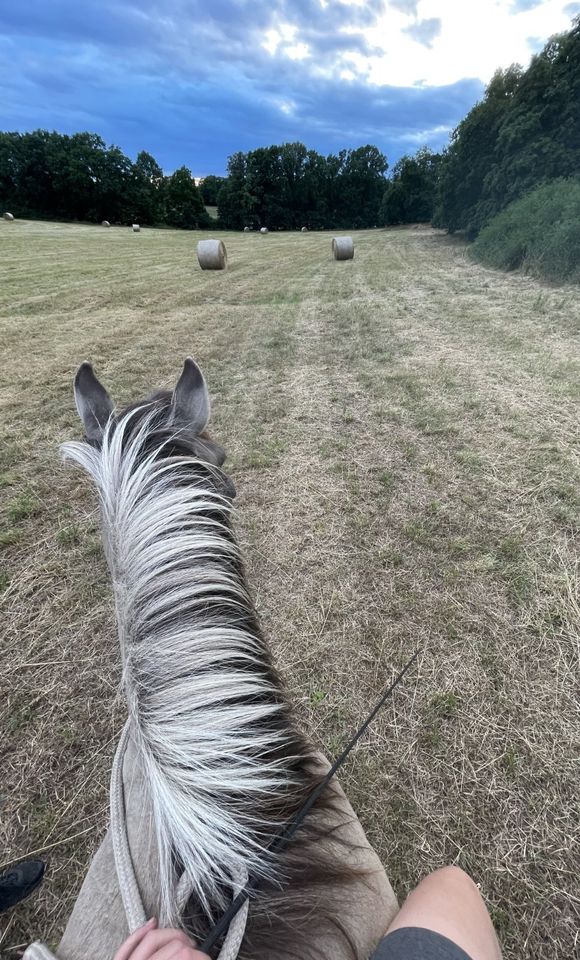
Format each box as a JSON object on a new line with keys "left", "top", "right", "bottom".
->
{"left": 112, "top": 920, "right": 208, "bottom": 960}
{"left": 385, "top": 866, "right": 502, "bottom": 960}
{"left": 116, "top": 866, "right": 502, "bottom": 960}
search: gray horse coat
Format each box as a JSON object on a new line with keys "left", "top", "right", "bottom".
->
{"left": 25, "top": 731, "right": 398, "bottom": 960}
{"left": 25, "top": 360, "right": 399, "bottom": 960}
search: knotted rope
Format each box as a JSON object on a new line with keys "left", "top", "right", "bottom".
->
{"left": 110, "top": 721, "right": 249, "bottom": 960}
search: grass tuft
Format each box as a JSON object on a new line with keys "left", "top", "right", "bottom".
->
{"left": 7, "top": 492, "right": 42, "bottom": 523}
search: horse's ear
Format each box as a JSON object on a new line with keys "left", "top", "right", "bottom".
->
{"left": 74, "top": 362, "right": 114, "bottom": 441}
{"left": 170, "top": 358, "right": 210, "bottom": 433}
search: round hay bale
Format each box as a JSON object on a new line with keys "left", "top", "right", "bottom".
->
{"left": 197, "top": 238, "right": 227, "bottom": 270}
{"left": 102, "top": 220, "right": 111, "bottom": 227}
{"left": 260, "top": 227, "right": 268, "bottom": 234}
{"left": 132, "top": 223, "right": 140, "bottom": 232}
{"left": 332, "top": 236, "right": 354, "bottom": 261}
{"left": 243, "top": 226, "right": 251, "bottom": 232}
{"left": 301, "top": 226, "right": 308, "bottom": 232}
{"left": 3, "top": 212, "right": 14, "bottom": 221}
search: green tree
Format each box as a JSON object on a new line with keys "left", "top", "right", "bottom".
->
{"left": 434, "top": 65, "right": 523, "bottom": 235}
{"left": 0, "top": 130, "right": 140, "bottom": 223}
{"left": 164, "top": 166, "right": 210, "bottom": 229}
{"left": 199, "top": 175, "right": 226, "bottom": 206}
{"left": 0, "top": 131, "right": 58, "bottom": 218}
{"left": 337, "top": 145, "right": 389, "bottom": 227}
{"left": 63, "top": 132, "right": 105, "bottom": 219}
{"left": 131, "top": 150, "right": 164, "bottom": 223}
{"left": 217, "top": 152, "right": 253, "bottom": 228}
{"left": 216, "top": 142, "right": 388, "bottom": 230}
{"left": 434, "top": 16, "right": 580, "bottom": 237}
{"left": 482, "top": 23, "right": 580, "bottom": 224}
{"left": 245, "top": 146, "right": 286, "bottom": 227}
{"left": 380, "top": 147, "right": 442, "bottom": 225}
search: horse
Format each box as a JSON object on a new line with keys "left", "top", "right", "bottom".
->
{"left": 24, "top": 359, "right": 397, "bottom": 960}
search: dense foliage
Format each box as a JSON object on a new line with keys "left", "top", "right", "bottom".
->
{"left": 379, "top": 148, "right": 441, "bottom": 225}
{"left": 0, "top": 131, "right": 210, "bottom": 228}
{"left": 0, "top": 132, "right": 389, "bottom": 231}
{"left": 471, "top": 179, "right": 580, "bottom": 283}
{"left": 434, "top": 18, "right": 580, "bottom": 238}
{"left": 217, "top": 143, "right": 388, "bottom": 229}
{"left": 199, "top": 175, "right": 226, "bottom": 206}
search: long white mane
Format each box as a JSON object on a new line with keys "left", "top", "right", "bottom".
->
{"left": 62, "top": 409, "right": 303, "bottom": 926}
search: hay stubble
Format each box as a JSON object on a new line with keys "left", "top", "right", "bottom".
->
{"left": 0, "top": 221, "right": 578, "bottom": 957}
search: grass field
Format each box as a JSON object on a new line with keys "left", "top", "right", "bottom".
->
{"left": 0, "top": 220, "right": 578, "bottom": 958}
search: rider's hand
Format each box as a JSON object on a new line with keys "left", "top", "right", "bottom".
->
{"left": 113, "top": 918, "right": 211, "bottom": 960}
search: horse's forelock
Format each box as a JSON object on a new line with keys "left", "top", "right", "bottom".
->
{"left": 103, "top": 392, "right": 228, "bottom": 477}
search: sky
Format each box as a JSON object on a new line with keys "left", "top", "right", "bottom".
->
{"left": 0, "top": 0, "right": 578, "bottom": 176}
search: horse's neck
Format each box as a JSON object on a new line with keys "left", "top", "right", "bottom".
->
{"left": 63, "top": 417, "right": 299, "bottom": 927}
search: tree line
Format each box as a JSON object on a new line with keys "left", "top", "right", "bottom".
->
{"left": 216, "top": 143, "right": 388, "bottom": 229}
{"left": 0, "top": 131, "right": 389, "bottom": 230}
{"left": 434, "top": 16, "right": 580, "bottom": 238}
{"left": 1, "top": 16, "right": 578, "bottom": 239}
{"left": 0, "top": 131, "right": 210, "bottom": 228}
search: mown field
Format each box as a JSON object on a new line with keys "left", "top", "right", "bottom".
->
{"left": 0, "top": 221, "right": 578, "bottom": 958}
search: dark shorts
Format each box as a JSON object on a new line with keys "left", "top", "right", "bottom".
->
{"left": 371, "top": 926, "right": 473, "bottom": 960}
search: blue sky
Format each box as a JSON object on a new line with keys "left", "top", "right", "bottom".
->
{"left": 0, "top": 0, "right": 577, "bottom": 176}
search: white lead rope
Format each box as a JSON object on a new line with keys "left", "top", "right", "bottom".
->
{"left": 23, "top": 723, "right": 249, "bottom": 960}
{"left": 110, "top": 722, "right": 148, "bottom": 932}
{"left": 111, "top": 721, "right": 249, "bottom": 960}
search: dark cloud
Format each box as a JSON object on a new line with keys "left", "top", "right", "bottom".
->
{"left": 403, "top": 17, "right": 442, "bottom": 48}
{"left": 280, "top": 0, "right": 387, "bottom": 30}
{"left": 0, "top": 0, "right": 483, "bottom": 175}
{"left": 0, "top": 1, "right": 154, "bottom": 47}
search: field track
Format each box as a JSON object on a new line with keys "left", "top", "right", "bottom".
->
{"left": 1, "top": 221, "right": 578, "bottom": 958}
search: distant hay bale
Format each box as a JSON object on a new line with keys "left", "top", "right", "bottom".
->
{"left": 3, "top": 212, "right": 14, "bottom": 221}
{"left": 260, "top": 227, "right": 268, "bottom": 234}
{"left": 102, "top": 220, "right": 110, "bottom": 227}
{"left": 197, "top": 238, "right": 227, "bottom": 270}
{"left": 332, "top": 236, "right": 354, "bottom": 261}
{"left": 243, "top": 226, "right": 251, "bottom": 232}
{"left": 132, "top": 224, "right": 140, "bottom": 232}
{"left": 301, "top": 226, "right": 308, "bottom": 232}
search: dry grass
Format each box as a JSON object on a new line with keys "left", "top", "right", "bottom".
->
{"left": 0, "top": 220, "right": 579, "bottom": 958}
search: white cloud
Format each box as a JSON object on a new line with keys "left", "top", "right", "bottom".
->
{"left": 262, "top": 29, "right": 280, "bottom": 55}
{"left": 402, "top": 122, "right": 452, "bottom": 143}
{"left": 279, "top": 23, "right": 298, "bottom": 42}
{"left": 262, "top": 23, "right": 309, "bottom": 60}
{"left": 362, "top": 0, "right": 573, "bottom": 86}
{"left": 286, "top": 41, "right": 310, "bottom": 60}
{"left": 264, "top": 1, "right": 573, "bottom": 86}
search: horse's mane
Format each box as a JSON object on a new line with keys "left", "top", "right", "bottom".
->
{"left": 62, "top": 397, "right": 364, "bottom": 958}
